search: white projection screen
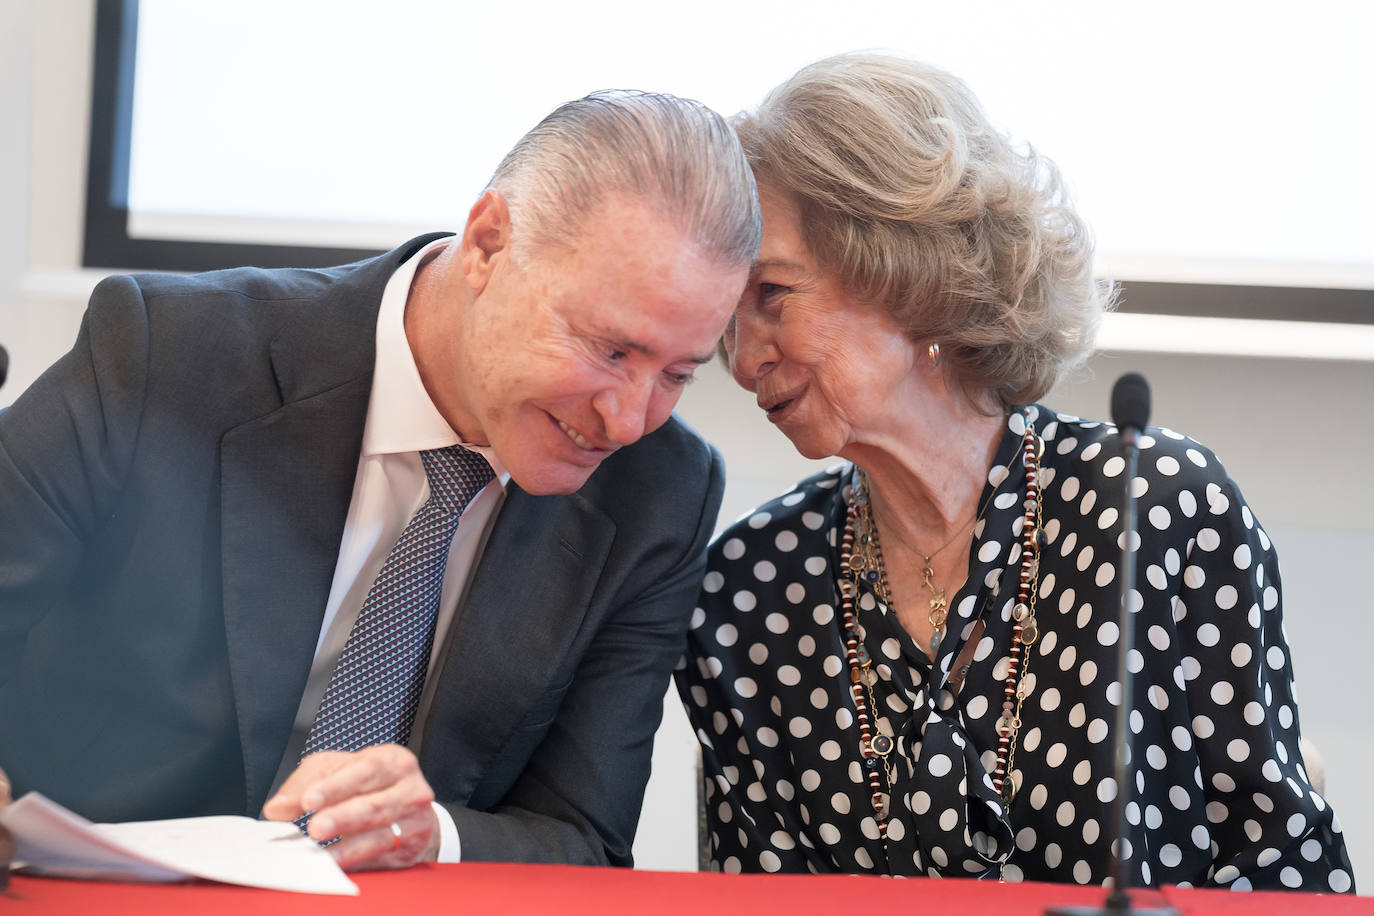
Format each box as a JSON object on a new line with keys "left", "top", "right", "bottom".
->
{"left": 85, "top": 0, "right": 1374, "bottom": 320}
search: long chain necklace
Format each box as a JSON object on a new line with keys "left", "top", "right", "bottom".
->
{"left": 837, "top": 410, "right": 1043, "bottom": 864}
{"left": 839, "top": 483, "right": 896, "bottom": 848}
{"left": 992, "top": 422, "right": 1045, "bottom": 805}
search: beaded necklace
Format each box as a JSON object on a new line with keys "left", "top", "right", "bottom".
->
{"left": 837, "top": 411, "right": 1044, "bottom": 864}
{"left": 992, "top": 419, "right": 1045, "bottom": 805}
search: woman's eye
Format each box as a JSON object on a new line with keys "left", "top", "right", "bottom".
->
{"left": 603, "top": 345, "right": 628, "bottom": 362}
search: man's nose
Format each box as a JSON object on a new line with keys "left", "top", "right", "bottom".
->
{"left": 593, "top": 377, "right": 657, "bottom": 447}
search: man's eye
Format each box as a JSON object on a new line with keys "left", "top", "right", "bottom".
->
{"left": 759, "top": 283, "right": 788, "bottom": 300}
{"left": 664, "top": 371, "right": 696, "bottom": 387}
{"left": 603, "top": 345, "right": 628, "bottom": 362}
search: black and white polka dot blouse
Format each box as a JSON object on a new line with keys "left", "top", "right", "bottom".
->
{"left": 676, "top": 406, "right": 1354, "bottom": 892}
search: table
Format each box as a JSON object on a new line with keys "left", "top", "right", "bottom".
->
{"left": 4, "top": 862, "right": 1371, "bottom": 914}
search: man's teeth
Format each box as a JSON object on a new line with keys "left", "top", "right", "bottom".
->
{"left": 558, "top": 420, "right": 594, "bottom": 450}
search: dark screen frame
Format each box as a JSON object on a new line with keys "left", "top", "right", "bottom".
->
{"left": 82, "top": 0, "right": 385, "bottom": 271}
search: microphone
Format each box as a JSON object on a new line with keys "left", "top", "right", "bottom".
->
{"left": 1048, "top": 373, "right": 1175, "bottom": 916}
{"left": 1111, "top": 372, "right": 1150, "bottom": 441}
{"left": 0, "top": 343, "right": 8, "bottom": 389}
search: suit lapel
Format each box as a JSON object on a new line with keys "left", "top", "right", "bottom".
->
{"left": 418, "top": 488, "right": 615, "bottom": 805}
{"left": 217, "top": 236, "right": 451, "bottom": 814}
{"left": 220, "top": 374, "right": 371, "bottom": 815}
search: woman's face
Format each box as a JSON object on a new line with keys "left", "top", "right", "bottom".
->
{"left": 726, "top": 185, "right": 921, "bottom": 460}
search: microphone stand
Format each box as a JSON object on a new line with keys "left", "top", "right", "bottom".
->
{"left": 1047, "top": 379, "right": 1176, "bottom": 916}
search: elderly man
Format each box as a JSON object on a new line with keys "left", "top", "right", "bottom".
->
{"left": 0, "top": 90, "right": 760, "bottom": 871}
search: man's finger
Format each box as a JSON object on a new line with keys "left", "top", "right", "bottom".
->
{"left": 262, "top": 750, "right": 359, "bottom": 819}
{"left": 1, "top": 768, "right": 11, "bottom": 892}
{"left": 305, "top": 771, "right": 431, "bottom": 842}
{"left": 296, "top": 745, "right": 420, "bottom": 814}
{"left": 329, "top": 808, "right": 436, "bottom": 872}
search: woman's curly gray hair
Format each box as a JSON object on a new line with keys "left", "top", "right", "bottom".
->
{"left": 735, "top": 52, "right": 1113, "bottom": 408}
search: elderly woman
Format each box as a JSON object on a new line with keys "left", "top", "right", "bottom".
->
{"left": 676, "top": 53, "right": 1354, "bottom": 891}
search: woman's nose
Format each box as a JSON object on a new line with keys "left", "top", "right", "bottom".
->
{"left": 727, "top": 308, "right": 779, "bottom": 389}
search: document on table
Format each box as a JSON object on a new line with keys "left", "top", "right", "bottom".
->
{"left": 0, "top": 791, "right": 359, "bottom": 895}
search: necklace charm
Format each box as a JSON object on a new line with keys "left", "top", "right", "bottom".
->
{"left": 1000, "top": 770, "right": 1020, "bottom": 804}
{"left": 925, "top": 564, "right": 949, "bottom": 656}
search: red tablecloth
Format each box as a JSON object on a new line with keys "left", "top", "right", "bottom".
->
{"left": 4, "top": 862, "right": 1370, "bottom": 914}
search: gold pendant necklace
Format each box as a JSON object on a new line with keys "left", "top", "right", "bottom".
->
{"left": 851, "top": 471, "right": 1000, "bottom": 657}
{"left": 920, "top": 561, "right": 949, "bottom": 655}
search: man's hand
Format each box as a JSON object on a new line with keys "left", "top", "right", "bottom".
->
{"left": 262, "top": 745, "right": 439, "bottom": 871}
{"left": 1, "top": 766, "right": 13, "bottom": 889}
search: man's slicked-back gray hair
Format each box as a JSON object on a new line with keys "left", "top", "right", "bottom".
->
{"left": 488, "top": 90, "right": 762, "bottom": 267}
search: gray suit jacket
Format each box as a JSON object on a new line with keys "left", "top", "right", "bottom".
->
{"left": 0, "top": 235, "right": 724, "bottom": 865}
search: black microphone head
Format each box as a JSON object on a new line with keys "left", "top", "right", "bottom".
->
{"left": 1110, "top": 372, "right": 1150, "bottom": 433}
{"left": 0, "top": 343, "right": 7, "bottom": 389}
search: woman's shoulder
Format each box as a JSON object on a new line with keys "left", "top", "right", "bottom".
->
{"left": 709, "top": 463, "right": 849, "bottom": 550}
{"left": 702, "top": 464, "right": 848, "bottom": 596}
{"left": 695, "top": 466, "right": 846, "bottom": 642}
{"left": 1041, "top": 407, "right": 1236, "bottom": 490}
{"left": 1037, "top": 404, "right": 1261, "bottom": 540}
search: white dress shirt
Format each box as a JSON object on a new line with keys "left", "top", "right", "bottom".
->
{"left": 272, "top": 237, "right": 509, "bottom": 861}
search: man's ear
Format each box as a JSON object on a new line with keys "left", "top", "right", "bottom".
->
{"left": 459, "top": 189, "right": 512, "bottom": 296}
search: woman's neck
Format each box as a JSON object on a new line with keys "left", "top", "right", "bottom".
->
{"left": 840, "top": 385, "right": 1007, "bottom": 561}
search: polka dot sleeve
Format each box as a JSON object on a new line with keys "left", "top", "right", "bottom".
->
{"left": 1168, "top": 466, "right": 1351, "bottom": 892}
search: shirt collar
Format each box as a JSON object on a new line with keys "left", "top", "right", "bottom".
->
{"left": 362, "top": 236, "right": 510, "bottom": 486}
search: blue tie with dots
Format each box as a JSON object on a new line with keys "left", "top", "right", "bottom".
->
{"left": 301, "top": 445, "right": 495, "bottom": 759}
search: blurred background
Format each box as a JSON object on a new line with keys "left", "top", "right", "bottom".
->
{"left": 1, "top": 0, "right": 1369, "bottom": 881}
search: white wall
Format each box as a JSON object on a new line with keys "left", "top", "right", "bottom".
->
{"left": 3, "top": 0, "right": 1370, "bottom": 885}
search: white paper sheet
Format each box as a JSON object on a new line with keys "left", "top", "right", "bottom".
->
{"left": 0, "top": 791, "right": 358, "bottom": 895}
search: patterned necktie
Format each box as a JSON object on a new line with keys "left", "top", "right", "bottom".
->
{"left": 301, "top": 445, "right": 495, "bottom": 758}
